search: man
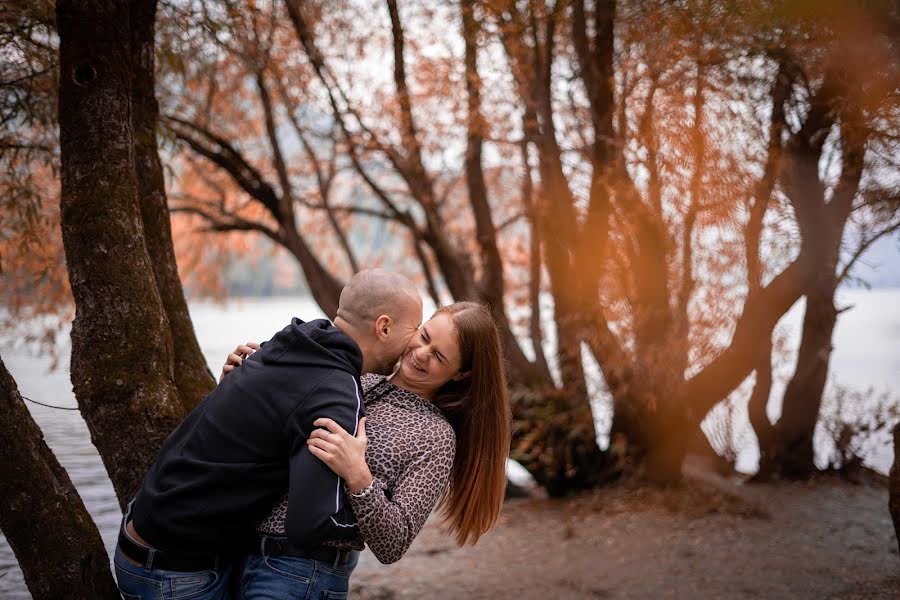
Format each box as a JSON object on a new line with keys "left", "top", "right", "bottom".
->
{"left": 113, "top": 269, "right": 423, "bottom": 600}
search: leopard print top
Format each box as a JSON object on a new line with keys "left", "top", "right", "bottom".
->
{"left": 257, "top": 373, "right": 456, "bottom": 564}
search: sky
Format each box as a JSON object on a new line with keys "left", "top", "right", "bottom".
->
{"left": 845, "top": 231, "right": 900, "bottom": 288}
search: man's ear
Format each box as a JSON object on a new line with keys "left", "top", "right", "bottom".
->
{"left": 374, "top": 314, "right": 393, "bottom": 340}
{"left": 452, "top": 370, "right": 472, "bottom": 382}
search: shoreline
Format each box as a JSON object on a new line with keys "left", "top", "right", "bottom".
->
{"left": 350, "top": 468, "right": 899, "bottom": 599}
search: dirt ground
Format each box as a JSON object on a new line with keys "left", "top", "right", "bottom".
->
{"left": 349, "top": 462, "right": 900, "bottom": 599}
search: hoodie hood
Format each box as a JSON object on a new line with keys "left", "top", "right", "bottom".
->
{"left": 252, "top": 317, "right": 363, "bottom": 376}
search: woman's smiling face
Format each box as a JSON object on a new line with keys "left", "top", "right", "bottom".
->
{"left": 393, "top": 312, "right": 464, "bottom": 397}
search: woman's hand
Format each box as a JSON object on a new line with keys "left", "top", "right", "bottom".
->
{"left": 219, "top": 342, "right": 260, "bottom": 382}
{"left": 307, "top": 417, "right": 373, "bottom": 493}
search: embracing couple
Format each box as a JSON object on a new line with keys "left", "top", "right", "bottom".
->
{"left": 113, "top": 269, "right": 511, "bottom": 599}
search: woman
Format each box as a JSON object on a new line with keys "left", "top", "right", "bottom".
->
{"left": 231, "top": 301, "right": 511, "bottom": 598}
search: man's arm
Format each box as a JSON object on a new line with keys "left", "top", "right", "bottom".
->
{"left": 283, "top": 370, "right": 363, "bottom": 545}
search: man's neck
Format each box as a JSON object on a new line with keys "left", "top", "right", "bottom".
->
{"left": 334, "top": 316, "right": 372, "bottom": 373}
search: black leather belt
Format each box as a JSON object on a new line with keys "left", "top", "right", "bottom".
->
{"left": 259, "top": 536, "right": 351, "bottom": 566}
{"left": 118, "top": 525, "right": 220, "bottom": 572}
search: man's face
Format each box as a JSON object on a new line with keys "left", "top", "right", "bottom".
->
{"left": 372, "top": 295, "right": 422, "bottom": 375}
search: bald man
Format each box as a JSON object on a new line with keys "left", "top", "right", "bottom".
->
{"left": 114, "top": 270, "right": 422, "bottom": 600}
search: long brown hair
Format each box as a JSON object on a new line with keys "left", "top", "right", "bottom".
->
{"left": 430, "top": 301, "right": 511, "bottom": 546}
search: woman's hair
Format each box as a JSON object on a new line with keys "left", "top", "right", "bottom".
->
{"left": 430, "top": 301, "right": 511, "bottom": 546}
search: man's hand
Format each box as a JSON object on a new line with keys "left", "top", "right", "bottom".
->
{"left": 219, "top": 342, "right": 260, "bottom": 382}
{"left": 307, "top": 417, "right": 373, "bottom": 493}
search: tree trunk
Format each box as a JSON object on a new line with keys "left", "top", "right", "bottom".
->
{"left": 610, "top": 387, "right": 689, "bottom": 485}
{"left": 281, "top": 228, "right": 344, "bottom": 319}
{"left": 644, "top": 414, "right": 690, "bottom": 485}
{"left": 890, "top": 421, "right": 900, "bottom": 556}
{"left": 772, "top": 275, "right": 838, "bottom": 479}
{"left": 0, "top": 355, "right": 120, "bottom": 600}
{"left": 57, "top": 0, "right": 184, "bottom": 507}
{"left": 130, "top": 0, "right": 215, "bottom": 413}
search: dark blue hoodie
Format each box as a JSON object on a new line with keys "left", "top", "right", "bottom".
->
{"left": 131, "top": 318, "right": 364, "bottom": 556}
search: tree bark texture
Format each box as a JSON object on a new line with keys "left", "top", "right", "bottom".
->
{"left": 130, "top": 0, "right": 215, "bottom": 412}
{"left": 57, "top": 0, "right": 184, "bottom": 507}
{"left": 0, "top": 355, "right": 120, "bottom": 600}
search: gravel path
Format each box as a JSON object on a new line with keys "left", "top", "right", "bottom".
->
{"left": 349, "top": 470, "right": 899, "bottom": 599}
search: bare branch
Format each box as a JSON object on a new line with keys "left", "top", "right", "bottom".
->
{"left": 838, "top": 219, "right": 900, "bottom": 283}
{"left": 170, "top": 204, "right": 281, "bottom": 243}
{"left": 164, "top": 115, "right": 282, "bottom": 219}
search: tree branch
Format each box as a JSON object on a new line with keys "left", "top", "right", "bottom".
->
{"left": 164, "top": 115, "right": 282, "bottom": 220}
{"left": 838, "top": 219, "right": 900, "bottom": 283}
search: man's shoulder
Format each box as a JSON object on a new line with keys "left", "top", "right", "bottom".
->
{"left": 288, "top": 368, "right": 363, "bottom": 414}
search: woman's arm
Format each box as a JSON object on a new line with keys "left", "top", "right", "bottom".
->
{"left": 346, "top": 438, "right": 454, "bottom": 564}
{"left": 307, "top": 418, "right": 456, "bottom": 564}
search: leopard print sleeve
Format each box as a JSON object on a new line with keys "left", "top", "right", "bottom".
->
{"left": 347, "top": 423, "right": 456, "bottom": 564}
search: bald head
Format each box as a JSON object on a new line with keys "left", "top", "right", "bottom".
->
{"left": 334, "top": 269, "right": 423, "bottom": 374}
{"left": 336, "top": 269, "right": 421, "bottom": 327}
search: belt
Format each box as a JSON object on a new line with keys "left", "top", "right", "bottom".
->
{"left": 118, "top": 525, "right": 221, "bottom": 572}
{"left": 259, "top": 535, "right": 351, "bottom": 566}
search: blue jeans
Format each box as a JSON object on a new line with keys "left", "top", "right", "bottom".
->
{"left": 237, "top": 538, "right": 360, "bottom": 600}
{"left": 114, "top": 545, "right": 236, "bottom": 600}
{"left": 113, "top": 501, "right": 236, "bottom": 600}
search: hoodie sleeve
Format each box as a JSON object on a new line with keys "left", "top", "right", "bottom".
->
{"left": 282, "top": 370, "right": 364, "bottom": 546}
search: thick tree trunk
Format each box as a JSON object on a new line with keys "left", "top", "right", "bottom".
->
{"left": 773, "top": 275, "right": 838, "bottom": 479}
{"left": 57, "top": 0, "right": 184, "bottom": 507}
{"left": 890, "top": 421, "right": 900, "bottom": 556}
{"left": 610, "top": 386, "right": 689, "bottom": 485}
{"left": 0, "top": 355, "right": 120, "bottom": 600}
{"left": 130, "top": 0, "right": 215, "bottom": 412}
{"left": 644, "top": 414, "right": 690, "bottom": 485}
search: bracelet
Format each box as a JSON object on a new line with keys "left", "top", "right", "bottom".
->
{"left": 346, "top": 477, "right": 377, "bottom": 498}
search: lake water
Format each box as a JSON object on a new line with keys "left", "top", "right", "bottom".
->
{"left": 1, "top": 290, "right": 898, "bottom": 597}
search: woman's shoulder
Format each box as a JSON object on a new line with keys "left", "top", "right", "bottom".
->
{"left": 415, "top": 406, "right": 455, "bottom": 448}
{"left": 429, "top": 414, "right": 455, "bottom": 445}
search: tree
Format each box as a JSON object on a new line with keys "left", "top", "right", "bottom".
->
{"left": 56, "top": 0, "right": 206, "bottom": 507}
{"left": 0, "top": 0, "right": 215, "bottom": 591}
{"left": 130, "top": 0, "right": 216, "bottom": 413}
{"left": 160, "top": 0, "right": 899, "bottom": 488}
{"left": 0, "top": 354, "right": 120, "bottom": 599}
{"left": 750, "top": 0, "right": 900, "bottom": 480}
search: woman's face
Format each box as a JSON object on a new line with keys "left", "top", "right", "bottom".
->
{"left": 395, "top": 312, "right": 464, "bottom": 393}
